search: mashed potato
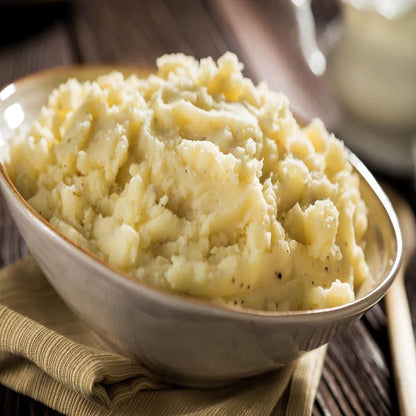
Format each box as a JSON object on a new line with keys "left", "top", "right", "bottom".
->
{"left": 6, "top": 53, "right": 373, "bottom": 311}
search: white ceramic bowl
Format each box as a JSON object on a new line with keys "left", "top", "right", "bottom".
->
{"left": 0, "top": 67, "right": 402, "bottom": 387}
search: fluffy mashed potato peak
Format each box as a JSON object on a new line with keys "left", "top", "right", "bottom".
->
{"left": 7, "top": 52, "right": 373, "bottom": 311}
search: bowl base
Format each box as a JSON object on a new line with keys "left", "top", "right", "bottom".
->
{"left": 88, "top": 328, "right": 245, "bottom": 388}
{"left": 90, "top": 327, "right": 272, "bottom": 389}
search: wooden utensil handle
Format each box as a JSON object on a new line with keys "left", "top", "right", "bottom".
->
{"left": 385, "top": 269, "right": 416, "bottom": 416}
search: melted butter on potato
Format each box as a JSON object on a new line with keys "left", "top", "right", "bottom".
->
{"left": 7, "top": 53, "right": 373, "bottom": 310}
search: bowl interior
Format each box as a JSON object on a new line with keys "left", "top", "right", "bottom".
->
{"left": 0, "top": 66, "right": 402, "bottom": 318}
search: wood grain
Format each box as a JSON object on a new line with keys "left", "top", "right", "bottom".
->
{"left": 384, "top": 187, "right": 416, "bottom": 416}
{"left": 72, "top": 0, "right": 245, "bottom": 64}
{"left": 0, "top": 1, "right": 414, "bottom": 415}
{"left": 0, "top": 3, "right": 75, "bottom": 88}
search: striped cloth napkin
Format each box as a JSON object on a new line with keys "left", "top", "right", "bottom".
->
{"left": 0, "top": 257, "right": 326, "bottom": 416}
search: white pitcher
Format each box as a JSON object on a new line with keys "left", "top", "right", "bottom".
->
{"left": 292, "top": 0, "right": 416, "bottom": 175}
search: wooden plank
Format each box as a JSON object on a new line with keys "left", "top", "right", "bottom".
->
{"left": 404, "top": 256, "right": 416, "bottom": 326}
{"left": 72, "top": 0, "right": 248, "bottom": 67}
{"left": 0, "top": 4, "right": 76, "bottom": 87}
{"left": 321, "top": 317, "right": 395, "bottom": 416}
{"left": 0, "top": 384, "right": 61, "bottom": 416}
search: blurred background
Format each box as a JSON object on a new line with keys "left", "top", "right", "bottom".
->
{"left": 0, "top": 0, "right": 415, "bottom": 415}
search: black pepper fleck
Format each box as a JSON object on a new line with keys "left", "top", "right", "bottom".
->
{"left": 325, "top": 267, "right": 328, "bottom": 272}
{"left": 239, "top": 282, "right": 244, "bottom": 288}
{"left": 275, "top": 272, "right": 282, "bottom": 279}
{"left": 247, "top": 284, "right": 251, "bottom": 290}
{"left": 232, "top": 277, "right": 235, "bottom": 284}
{"left": 234, "top": 301, "right": 238, "bottom": 305}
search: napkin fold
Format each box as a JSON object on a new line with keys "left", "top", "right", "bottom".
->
{"left": 0, "top": 257, "right": 326, "bottom": 416}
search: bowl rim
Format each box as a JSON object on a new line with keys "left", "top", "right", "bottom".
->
{"left": 0, "top": 65, "right": 403, "bottom": 322}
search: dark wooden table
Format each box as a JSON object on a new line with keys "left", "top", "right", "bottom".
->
{"left": 0, "top": 1, "right": 415, "bottom": 415}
